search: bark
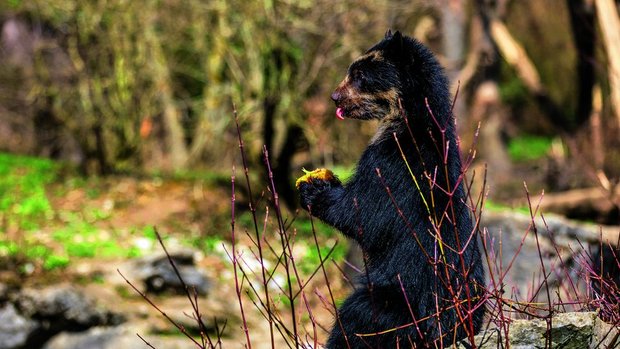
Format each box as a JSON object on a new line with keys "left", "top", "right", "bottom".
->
{"left": 440, "top": 0, "right": 468, "bottom": 119}
{"left": 441, "top": 0, "right": 466, "bottom": 78}
{"left": 594, "top": 0, "right": 620, "bottom": 131}
{"left": 93, "top": 122, "right": 110, "bottom": 175}
{"left": 262, "top": 96, "right": 277, "bottom": 156}
{"left": 145, "top": 16, "right": 189, "bottom": 171}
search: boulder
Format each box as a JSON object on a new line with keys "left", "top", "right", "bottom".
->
{"left": 43, "top": 326, "right": 190, "bottom": 349}
{"left": 481, "top": 211, "right": 618, "bottom": 302}
{"left": 129, "top": 249, "right": 210, "bottom": 296}
{"left": 0, "top": 303, "right": 36, "bottom": 349}
{"left": 459, "top": 312, "right": 619, "bottom": 349}
{"left": 0, "top": 284, "right": 122, "bottom": 349}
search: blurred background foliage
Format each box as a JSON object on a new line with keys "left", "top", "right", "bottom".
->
{"left": 0, "top": 0, "right": 619, "bottom": 212}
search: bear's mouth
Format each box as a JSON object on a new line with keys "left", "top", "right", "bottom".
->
{"left": 336, "top": 107, "right": 345, "bottom": 120}
{"left": 335, "top": 106, "right": 367, "bottom": 120}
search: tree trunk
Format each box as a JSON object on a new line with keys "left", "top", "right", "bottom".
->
{"left": 490, "top": 20, "right": 567, "bottom": 132}
{"left": 440, "top": 0, "right": 467, "bottom": 118}
{"left": 273, "top": 124, "right": 305, "bottom": 209}
{"left": 146, "top": 15, "right": 188, "bottom": 171}
{"left": 567, "top": 0, "right": 597, "bottom": 129}
{"left": 594, "top": 0, "right": 620, "bottom": 131}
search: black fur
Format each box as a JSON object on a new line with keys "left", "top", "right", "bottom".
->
{"left": 298, "top": 31, "right": 485, "bottom": 348}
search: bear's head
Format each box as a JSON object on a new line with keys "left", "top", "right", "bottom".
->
{"left": 331, "top": 30, "right": 451, "bottom": 127}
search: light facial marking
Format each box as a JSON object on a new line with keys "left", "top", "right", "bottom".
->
{"left": 335, "top": 75, "right": 350, "bottom": 92}
{"left": 345, "top": 87, "right": 399, "bottom": 120}
{"left": 360, "top": 88, "right": 399, "bottom": 114}
{"left": 355, "top": 50, "right": 384, "bottom": 63}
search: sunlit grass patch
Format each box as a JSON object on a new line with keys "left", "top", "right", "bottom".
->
{"left": 0, "top": 153, "right": 57, "bottom": 230}
{"left": 507, "top": 135, "right": 553, "bottom": 162}
{"left": 484, "top": 200, "right": 531, "bottom": 215}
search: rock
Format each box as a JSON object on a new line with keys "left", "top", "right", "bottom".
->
{"left": 0, "top": 285, "right": 123, "bottom": 349}
{"left": 16, "top": 286, "right": 123, "bottom": 327}
{"left": 593, "top": 316, "right": 620, "bottom": 349}
{"left": 459, "top": 312, "right": 619, "bottom": 349}
{"left": 480, "top": 211, "right": 610, "bottom": 302}
{"left": 43, "top": 326, "right": 190, "bottom": 349}
{"left": 0, "top": 303, "right": 36, "bottom": 349}
{"left": 43, "top": 327, "right": 129, "bottom": 349}
{"left": 131, "top": 249, "right": 211, "bottom": 295}
{"left": 510, "top": 312, "right": 595, "bottom": 348}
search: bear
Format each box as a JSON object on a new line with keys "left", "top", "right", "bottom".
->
{"left": 297, "top": 30, "right": 485, "bottom": 348}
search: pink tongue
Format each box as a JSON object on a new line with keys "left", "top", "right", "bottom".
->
{"left": 335, "top": 108, "right": 345, "bottom": 120}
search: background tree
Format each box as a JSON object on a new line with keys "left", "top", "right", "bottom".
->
{"left": 0, "top": 0, "right": 619, "bottom": 213}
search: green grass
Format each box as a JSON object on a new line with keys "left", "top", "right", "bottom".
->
{"left": 0, "top": 240, "right": 17, "bottom": 255}
{"left": 52, "top": 218, "right": 154, "bottom": 259}
{"left": 43, "top": 254, "right": 70, "bottom": 270}
{"left": 0, "top": 153, "right": 57, "bottom": 230}
{"left": 484, "top": 200, "right": 531, "bottom": 215}
{"left": 0, "top": 153, "right": 161, "bottom": 271}
{"left": 0, "top": 153, "right": 70, "bottom": 271}
{"left": 0, "top": 152, "right": 346, "bottom": 279}
{"left": 293, "top": 218, "right": 335, "bottom": 238}
{"left": 0, "top": 239, "right": 70, "bottom": 271}
{"left": 297, "top": 241, "right": 347, "bottom": 274}
{"left": 507, "top": 135, "right": 553, "bottom": 162}
{"left": 331, "top": 165, "right": 355, "bottom": 183}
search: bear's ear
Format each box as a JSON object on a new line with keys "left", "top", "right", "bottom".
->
{"left": 385, "top": 29, "right": 393, "bottom": 39}
{"left": 385, "top": 30, "right": 404, "bottom": 59}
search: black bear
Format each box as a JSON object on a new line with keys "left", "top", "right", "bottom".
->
{"left": 297, "top": 30, "right": 485, "bottom": 348}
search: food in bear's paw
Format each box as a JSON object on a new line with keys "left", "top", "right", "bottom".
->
{"left": 295, "top": 168, "right": 336, "bottom": 188}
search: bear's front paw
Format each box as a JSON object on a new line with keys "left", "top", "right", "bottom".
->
{"left": 296, "top": 168, "right": 341, "bottom": 211}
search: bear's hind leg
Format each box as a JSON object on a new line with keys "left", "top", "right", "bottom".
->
{"left": 325, "top": 287, "right": 420, "bottom": 349}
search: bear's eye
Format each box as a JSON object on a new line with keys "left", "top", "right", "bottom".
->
{"left": 350, "top": 70, "right": 367, "bottom": 86}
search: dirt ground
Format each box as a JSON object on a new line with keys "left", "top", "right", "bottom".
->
{"left": 7, "top": 176, "right": 346, "bottom": 348}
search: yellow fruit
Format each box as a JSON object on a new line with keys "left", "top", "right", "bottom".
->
{"left": 295, "top": 168, "right": 335, "bottom": 188}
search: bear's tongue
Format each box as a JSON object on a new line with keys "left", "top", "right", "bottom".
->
{"left": 336, "top": 108, "right": 345, "bottom": 120}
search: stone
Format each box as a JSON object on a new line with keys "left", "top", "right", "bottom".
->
{"left": 0, "top": 285, "right": 122, "bottom": 349}
{"left": 458, "top": 312, "right": 618, "bottom": 348}
{"left": 131, "top": 249, "right": 211, "bottom": 295}
{"left": 0, "top": 303, "right": 36, "bottom": 349}
{"left": 592, "top": 316, "right": 620, "bottom": 349}
{"left": 43, "top": 326, "right": 190, "bottom": 349}
{"left": 16, "top": 286, "right": 123, "bottom": 326}
{"left": 509, "top": 312, "right": 595, "bottom": 348}
{"left": 481, "top": 211, "right": 604, "bottom": 302}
